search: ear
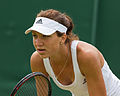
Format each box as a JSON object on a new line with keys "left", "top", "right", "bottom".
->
{"left": 60, "top": 34, "right": 67, "bottom": 44}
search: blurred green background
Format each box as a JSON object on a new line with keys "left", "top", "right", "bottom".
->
{"left": 0, "top": 0, "right": 120, "bottom": 95}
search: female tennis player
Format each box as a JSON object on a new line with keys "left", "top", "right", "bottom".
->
{"left": 25, "top": 9, "right": 120, "bottom": 96}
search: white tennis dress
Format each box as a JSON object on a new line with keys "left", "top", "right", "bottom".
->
{"left": 43, "top": 40, "right": 120, "bottom": 96}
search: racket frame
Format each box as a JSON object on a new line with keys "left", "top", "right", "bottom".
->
{"left": 10, "top": 72, "right": 52, "bottom": 96}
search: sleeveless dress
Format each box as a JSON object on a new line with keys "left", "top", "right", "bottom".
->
{"left": 43, "top": 40, "right": 120, "bottom": 96}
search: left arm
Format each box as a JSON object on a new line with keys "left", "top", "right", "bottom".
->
{"left": 78, "top": 48, "right": 107, "bottom": 96}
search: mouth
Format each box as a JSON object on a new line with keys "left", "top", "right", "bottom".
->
{"left": 38, "top": 49, "right": 46, "bottom": 51}
{"left": 37, "top": 49, "right": 46, "bottom": 53}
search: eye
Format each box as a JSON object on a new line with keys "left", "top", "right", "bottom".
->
{"left": 32, "top": 34, "right": 37, "bottom": 38}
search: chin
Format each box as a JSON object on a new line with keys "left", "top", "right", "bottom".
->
{"left": 39, "top": 54, "right": 49, "bottom": 59}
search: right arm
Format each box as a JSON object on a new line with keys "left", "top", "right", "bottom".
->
{"left": 30, "top": 51, "right": 49, "bottom": 96}
{"left": 30, "top": 51, "right": 49, "bottom": 76}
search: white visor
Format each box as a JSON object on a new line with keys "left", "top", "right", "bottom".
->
{"left": 25, "top": 17, "right": 67, "bottom": 35}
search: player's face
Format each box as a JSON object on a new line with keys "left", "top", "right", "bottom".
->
{"left": 32, "top": 31, "right": 62, "bottom": 58}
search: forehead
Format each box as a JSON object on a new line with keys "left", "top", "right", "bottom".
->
{"left": 32, "top": 30, "right": 57, "bottom": 36}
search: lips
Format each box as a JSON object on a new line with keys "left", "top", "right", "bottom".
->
{"left": 37, "top": 49, "right": 46, "bottom": 53}
{"left": 38, "top": 49, "right": 45, "bottom": 51}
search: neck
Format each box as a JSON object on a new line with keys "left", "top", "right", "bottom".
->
{"left": 49, "top": 43, "right": 71, "bottom": 79}
{"left": 49, "top": 43, "right": 70, "bottom": 66}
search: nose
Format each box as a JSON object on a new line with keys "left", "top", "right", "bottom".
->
{"left": 35, "top": 38, "right": 44, "bottom": 46}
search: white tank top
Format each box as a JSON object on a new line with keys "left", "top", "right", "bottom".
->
{"left": 43, "top": 40, "right": 120, "bottom": 96}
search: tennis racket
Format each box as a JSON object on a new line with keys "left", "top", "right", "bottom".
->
{"left": 10, "top": 72, "right": 52, "bottom": 96}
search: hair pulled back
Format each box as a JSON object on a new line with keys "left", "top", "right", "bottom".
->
{"left": 37, "top": 9, "right": 79, "bottom": 43}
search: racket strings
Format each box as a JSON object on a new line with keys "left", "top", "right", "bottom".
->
{"left": 16, "top": 78, "right": 37, "bottom": 96}
{"left": 36, "top": 76, "right": 49, "bottom": 96}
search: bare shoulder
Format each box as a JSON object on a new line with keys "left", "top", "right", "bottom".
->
{"left": 76, "top": 41, "right": 101, "bottom": 60}
{"left": 30, "top": 51, "right": 48, "bottom": 76}
{"left": 77, "top": 41, "right": 100, "bottom": 56}
{"left": 76, "top": 41, "right": 104, "bottom": 75}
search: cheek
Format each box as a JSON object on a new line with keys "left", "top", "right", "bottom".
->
{"left": 50, "top": 41, "right": 60, "bottom": 51}
{"left": 33, "top": 40, "right": 36, "bottom": 48}
{"left": 52, "top": 38, "right": 61, "bottom": 49}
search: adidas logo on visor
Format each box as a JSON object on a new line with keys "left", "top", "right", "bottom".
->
{"left": 25, "top": 17, "right": 68, "bottom": 35}
{"left": 36, "top": 19, "right": 43, "bottom": 24}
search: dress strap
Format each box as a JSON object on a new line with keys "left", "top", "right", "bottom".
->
{"left": 43, "top": 58, "right": 54, "bottom": 77}
{"left": 71, "top": 40, "right": 84, "bottom": 78}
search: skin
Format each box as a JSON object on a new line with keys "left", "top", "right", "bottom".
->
{"left": 30, "top": 30, "right": 107, "bottom": 96}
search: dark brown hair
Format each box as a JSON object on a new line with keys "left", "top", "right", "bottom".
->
{"left": 37, "top": 9, "right": 79, "bottom": 44}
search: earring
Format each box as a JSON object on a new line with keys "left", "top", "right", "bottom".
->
{"left": 60, "top": 42, "right": 63, "bottom": 45}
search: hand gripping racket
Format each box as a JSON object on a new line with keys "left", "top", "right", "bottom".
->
{"left": 10, "top": 72, "right": 52, "bottom": 96}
